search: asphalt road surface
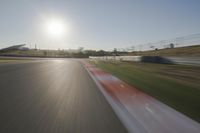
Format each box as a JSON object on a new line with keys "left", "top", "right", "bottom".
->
{"left": 0, "top": 59, "right": 127, "bottom": 133}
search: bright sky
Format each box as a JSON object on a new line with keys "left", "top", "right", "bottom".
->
{"left": 0, "top": 0, "right": 200, "bottom": 50}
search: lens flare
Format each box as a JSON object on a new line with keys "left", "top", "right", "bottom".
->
{"left": 45, "top": 18, "right": 67, "bottom": 38}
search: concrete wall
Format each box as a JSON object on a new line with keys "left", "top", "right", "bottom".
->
{"left": 89, "top": 56, "right": 172, "bottom": 64}
{"left": 89, "top": 56, "right": 200, "bottom": 66}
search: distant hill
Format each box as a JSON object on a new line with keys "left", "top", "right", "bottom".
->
{"left": 125, "top": 45, "right": 200, "bottom": 57}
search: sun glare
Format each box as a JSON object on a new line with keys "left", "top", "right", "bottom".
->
{"left": 45, "top": 18, "right": 66, "bottom": 38}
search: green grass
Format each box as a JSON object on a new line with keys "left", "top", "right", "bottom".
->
{"left": 92, "top": 60, "right": 200, "bottom": 122}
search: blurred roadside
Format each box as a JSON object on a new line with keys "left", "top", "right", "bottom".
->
{"left": 90, "top": 60, "right": 200, "bottom": 122}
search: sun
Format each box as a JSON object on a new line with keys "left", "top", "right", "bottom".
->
{"left": 45, "top": 18, "right": 66, "bottom": 38}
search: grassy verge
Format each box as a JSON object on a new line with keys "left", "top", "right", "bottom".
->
{"left": 92, "top": 60, "right": 200, "bottom": 122}
{"left": 0, "top": 59, "right": 19, "bottom": 63}
{"left": 0, "top": 58, "right": 30, "bottom": 63}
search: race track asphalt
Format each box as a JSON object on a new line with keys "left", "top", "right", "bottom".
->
{"left": 0, "top": 59, "right": 127, "bottom": 133}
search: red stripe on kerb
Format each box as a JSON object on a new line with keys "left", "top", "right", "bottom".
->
{"left": 81, "top": 60, "right": 154, "bottom": 105}
{"left": 89, "top": 71, "right": 152, "bottom": 105}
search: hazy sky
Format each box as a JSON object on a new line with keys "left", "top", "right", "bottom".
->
{"left": 0, "top": 0, "right": 200, "bottom": 50}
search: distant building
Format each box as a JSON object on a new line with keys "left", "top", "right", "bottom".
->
{"left": 0, "top": 44, "right": 29, "bottom": 52}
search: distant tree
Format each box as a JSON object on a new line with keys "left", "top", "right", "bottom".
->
{"left": 78, "top": 47, "right": 84, "bottom": 52}
{"left": 150, "top": 45, "right": 155, "bottom": 50}
{"left": 84, "top": 50, "right": 96, "bottom": 56}
{"left": 169, "top": 43, "right": 175, "bottom": 48}
{"left": 98, "top": 50, "right": 105, "bottom": 56}
{"left": 113, "top": 48, "right": 118, "bottom": 55}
